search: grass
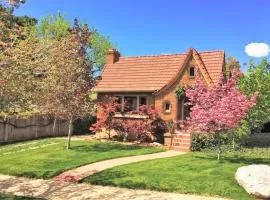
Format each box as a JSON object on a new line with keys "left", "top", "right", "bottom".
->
{"left": 0, "top": 194, "right": 42, "bottom": 200}
{"left": 82, "top": 148, "right": 270, "bottom": 200}
{"left": 0, "top": 138, "right": 164, "bottom": 179}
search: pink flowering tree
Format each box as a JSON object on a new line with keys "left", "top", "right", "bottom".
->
{"left": 90, "top": 96, "right": 120, "bottom": 139}
{"left": 118, "top": 105, "right": 164, "bottom": 142}
{"left": 91, "top": 98, "right": 165, "bottom": 142}
{"left": 186, "top": 74, "right": 257, "bottom": 160}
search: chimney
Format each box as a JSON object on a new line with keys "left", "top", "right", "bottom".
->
{"left": 106, "top": 48, "right": 120, "bottom": 64}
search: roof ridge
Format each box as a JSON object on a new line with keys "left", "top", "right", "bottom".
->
{"left": 120, "top": 53, "right": 186, "bottom": 59}
{"left": 120, "top": 50, "right": 224, "bottom": 59}
{"left": 198, "top": 50, "right": 225, "bottom": 53}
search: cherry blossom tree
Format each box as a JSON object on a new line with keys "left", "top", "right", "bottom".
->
{"left": 186, "top": 74, "right": 257, "bottom": 160}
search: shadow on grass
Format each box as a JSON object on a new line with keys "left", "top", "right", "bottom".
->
{"left": 193, "top": 154, "right": 270, "bottom": 165}
{"left": 82, "top": 170, "right": 149, "bottom": 189}
{"left": 73, "top": 143, "right": 146, "bottom": 153}
{"left": 13, "top": 172, "right": 38, "bottom": 179}
{"left": 0, "top": 194, "right": 44, "bottom": 200}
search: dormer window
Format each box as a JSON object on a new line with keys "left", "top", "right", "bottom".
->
{"left": 189, "top": 67, "right": 195, "bottom": 77}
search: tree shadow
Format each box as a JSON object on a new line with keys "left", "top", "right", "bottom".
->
{"left": 81, "top": 171, "right": 131, "bottom": 185}
{"left": 82, "top": 170, "right": 149, "bottom": 190}
{"left": 193, "top": 154, "right": 270, "bottom": 165}
{"left": 0, "top": 175, "right": 151, "bottom": 200}
{"left": 73, "top": 143, "right": 145, "bottom": 153}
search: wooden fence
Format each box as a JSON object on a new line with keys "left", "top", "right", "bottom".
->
{"left": 0, "top": 115, "right": 70, "bottom": 143}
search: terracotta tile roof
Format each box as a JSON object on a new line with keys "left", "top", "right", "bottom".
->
{"left": 94, "top": 48, "right": 225, "bottom": 92}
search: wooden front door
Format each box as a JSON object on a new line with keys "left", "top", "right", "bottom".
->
{"left": 178, "top": 97, "right": 191, "bottom": 121}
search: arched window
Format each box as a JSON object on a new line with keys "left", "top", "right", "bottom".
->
{"left": 163, "top": 101, "right": 171, "bottom": 114}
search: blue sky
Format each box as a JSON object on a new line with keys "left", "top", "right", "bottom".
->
{"left": 15, "top": 0, "right": 270, "bottom": 71}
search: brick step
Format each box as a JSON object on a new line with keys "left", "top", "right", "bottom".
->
{"left": 173, "top": 138, "right": 191, "bottom": 143}
{"left": 176, "top": 143, "right": 190, "bottom": 147}
{"left": 181, "top": 139, "right": 191, "bottom": 143}
{"left": 172, "top": 143, "right": 190, "bottom": 148}
{"left": 173, "top": 135, "right": 191, "bottom": 139}
{"left": 171, "top": 147, "right": 190, "bottom": 152}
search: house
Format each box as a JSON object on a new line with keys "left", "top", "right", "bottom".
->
{"left": 94, "top": 48, "right": 225, "bottom": 122}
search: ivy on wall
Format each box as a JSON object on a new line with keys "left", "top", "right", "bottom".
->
{"left": 175, "top": 85, "right": 185, "bottom": 99}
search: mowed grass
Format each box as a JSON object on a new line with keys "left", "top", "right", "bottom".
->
{"left": 0, "top": 138, "right": 164, "bottom": 179}
{"left": 83, "top": 149, "right": 270, "bottom": 200}
{"left": 0, "top": 194, "right": 42, "bottom": 200}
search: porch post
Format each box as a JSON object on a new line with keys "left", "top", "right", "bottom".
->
{"left": 136, "top": 96, "right": 140, "bottom": 111}
{"left": 121, "top": 96, "right": 124, "bottom": 111}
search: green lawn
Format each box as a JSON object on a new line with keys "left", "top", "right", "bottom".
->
{"left": 0, "top": 138, "right": 164, "bottom": 179}
{"left": 83, "top": 148, "right": 270, "bottom": 200}
{"left": 0, "top": 194, "right": 42, "bottom": 200}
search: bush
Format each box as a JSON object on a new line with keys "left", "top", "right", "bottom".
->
{"left": 243, "top": 133, "right": 270, "bottom": 147}
{"left": 112, "top": 105, "right": 166, "bottom": 143}
{"left": 191, "top": 133, "right": 216, "bottom": 151}
{"left": 191, "top": 132, "right": 237, "bottom": 152}
{"left": 73, "top": 114, "right": 97, "bottom": 135}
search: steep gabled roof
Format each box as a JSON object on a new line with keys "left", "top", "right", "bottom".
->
{"left": 94, "top": 48, "right": 225, "bottom": 93}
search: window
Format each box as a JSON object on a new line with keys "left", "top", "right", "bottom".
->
{"left": 189, "top": 67, "right": 195, "bottom": 77}
{"left": 163, "top": 101, "right": 171, "bottom": 113}
{"left": 115, "top": 96, "right": 122, "bottom": 112}
{"left": 139, "top": 96, "right": 147, "bottom": 106}
{"left": 124, "top": 96, "right": 137, "bottom": 112}
{"left": 116, "top": 95, "right": 148, "bottom": 113}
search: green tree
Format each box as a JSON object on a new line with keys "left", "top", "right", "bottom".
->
{"left": 36, "top": 13, "right": 70, "bottom": 39}
{"left": 89, "top": 29, "right": 112, "bottom": 73}
{"left": 35, "top": 13, "right": 113, "bottom": 72}
{"left": 38, "top": 20, "right": 95, "bottom": 149}
{"left": 225, "top": 56, "right": 240, "bottom": 78}
{"left": 0, "top": 1, "right": 38, "bottom": 116}
{"left": 238, "top": 58, "right": 270, "bottom": 136}
{"left": 0, "top": 3, "right": 37, "bottom": 52}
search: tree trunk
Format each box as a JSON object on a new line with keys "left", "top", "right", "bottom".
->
{"left": 108, "top": 122, "right": 111, "bottom": 139}
{"left": 216, "top": 132, "right": 221, "bottom": 161}
{"left": 52, "top": 118, "right": 57, "bottom": 136}
{"left": 66, "top": 116, "right": 73, "bottom": 150}
{"left": 232, "top": 134, "right": 235, "bottom": 150}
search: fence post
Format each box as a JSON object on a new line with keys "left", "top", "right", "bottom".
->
{"left": 4, "top": 119, "right": 8, "bottom": 141}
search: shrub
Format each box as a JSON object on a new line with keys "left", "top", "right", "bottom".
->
{"left": 73, "top": 114, "right": 96, "bottom": 135}
{"left": 191, "top": 132, "right": 240, "bottom": 152}
{"left": 91, "top": 98, "right": 165, "bottom": 143}
{"left": 191, "top": 133, "right": 216, "bottom": 151}
{"left": 243, "top": 133, "right": 270, "bottom": 147}
{"left": 113, "top": 105, "right": 165, "bottom": 142}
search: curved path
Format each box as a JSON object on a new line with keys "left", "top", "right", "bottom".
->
{"left": 0, "top": 174, "right": 229, "bottom": 200}
{"left": 54, "top": 150, "right": 184, "bottom": 182}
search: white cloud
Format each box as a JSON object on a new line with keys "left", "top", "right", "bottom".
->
{"left": 245, "top": 43, "right": 270, "bottom": 57}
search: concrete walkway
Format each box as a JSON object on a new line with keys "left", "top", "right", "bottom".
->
{"left": 0, "top": 174, "right": 229, "bottom": 200}
{"left": 54, "top": 150, "right": 184, "bottom": 182}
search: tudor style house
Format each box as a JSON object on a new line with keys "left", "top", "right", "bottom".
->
{"left": 94, "top": 48, "right": 225, "bottom": 122}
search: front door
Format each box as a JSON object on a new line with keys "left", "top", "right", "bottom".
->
{"left": 177, "top": 97, "right": 191, "bottom": 121}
